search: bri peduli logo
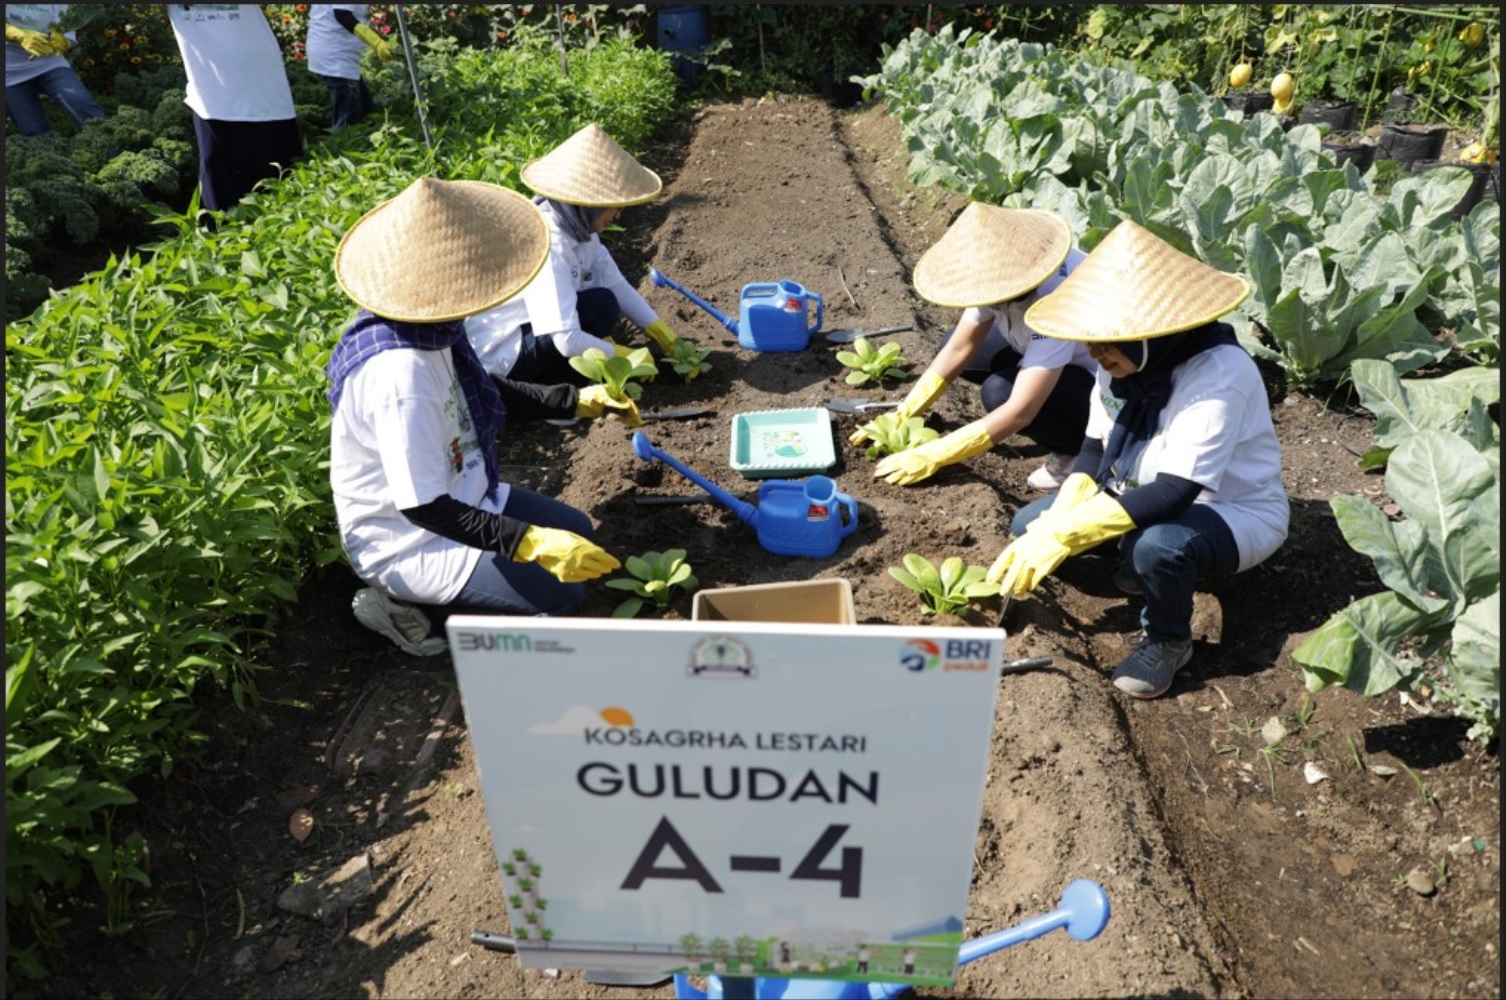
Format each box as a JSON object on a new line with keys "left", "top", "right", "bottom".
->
{"left": 902, "top": 638, "right": 994, "bottom": 673}
{"left": 901, "top": 639, "right": 941, "bottom": 672}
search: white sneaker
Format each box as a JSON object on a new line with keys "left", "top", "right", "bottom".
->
{"left": 351, "top": 587, "right": 448, "bottom": 657}
{"left": 1026, "top": 453, "right": 1075, "bottom": 491}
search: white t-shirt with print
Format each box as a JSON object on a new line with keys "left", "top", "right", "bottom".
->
{"left": 168, "top": 4, "right": 294, "bottom": 122}
{"left": 466, "top": 200, "right": 659, "bottom": 377}
{"left": 958, "top": 246, "right": 1097, "bottom": 374}
{"left": 5, "top": 4, "right": 74, "bottom": 87}
{"left": 1085, "top": 344, "right": 1288, "bottom": 572}
{"left": 304, "top": 3, "right": 368, "bottom": 80}
{"left": 330, "top": 348, "right": 511, "bottom": 606}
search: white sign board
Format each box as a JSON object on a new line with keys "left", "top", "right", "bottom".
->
{"left": 448, "top": 616, "right": 1003, "bottom": 988}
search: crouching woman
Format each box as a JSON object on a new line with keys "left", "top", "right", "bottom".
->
{"left": 988, "top": 220, "right": 1289, "bottom": 699}
{"left": 327, "top": 177, "right": 624, "bottom": 655}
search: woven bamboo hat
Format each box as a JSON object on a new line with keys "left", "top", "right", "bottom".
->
{"left": 1024, "top": 219, "right": 1251, "bottom": 342}
{"left": 912, "top": 202, "right": 1072, "bottom": 307}
{"left": 519, "top": 123, "right": 663, "bottom": 207}
{"left": 334, "top": 176, "right": 550, "bottom": 323}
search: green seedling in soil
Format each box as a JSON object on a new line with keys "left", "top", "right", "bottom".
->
{"left": 888, "top": 554, "right": 1000, "bottom": 617}
{"left": 836, "top": 336, "right": 911, "bottom": 386}
{"left": 1399, "top": 762, "right": 1440, "bottom": 811}
{"left": 605, "top": 548, "right": 698, "bottom": 618}
{"left": 568, "top": 346, "right": 658, "bottom": 400}
{"left": 666, "top": 339, "right": 713, "bottom": 381}
{"left": 858, "top": 411, "right": 940, "bottom": 460}
{"left": 1346, "top": 734, "right": 1365, "bottom": 772}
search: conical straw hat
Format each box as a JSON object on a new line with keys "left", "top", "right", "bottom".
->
{"left": 334, "top": 177, "right": 550, "bottom": 323}
{"left": 1023, "top": 219, "right": 1251, "bottom": 342}
{"left": 520, "top": 123, "right": 663, "bottom": 207}
{"left": 912, "top": 203, "right": 1072, "bottom": 307}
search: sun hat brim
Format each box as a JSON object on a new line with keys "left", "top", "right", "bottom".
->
{"left": 520, "top": 123, "right": 663, "bottom": 208}
{"left": 1023, "top": 219, "right": 1252, "bottom": 342}
{"left": 912, "top": 203, "right": 1072, "bottom": 308}
{"left": 334, "top": 177, "right": 550, "bottom": 324}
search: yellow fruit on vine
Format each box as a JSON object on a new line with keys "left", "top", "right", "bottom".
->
{"left": 1228, "top": 62, "right": 1252, "bottom": 89}
{"left": 1424, "top": 39, "right": 1436, "bottom": 54}
{"left": 1272, "top": 97, "right": 1293, "bottom": 117}
{"left": 1270, "top": 72, "right": 1294, "bottom": 103}
{"left": 1460, "top": 142, "right": 1497, "bottom": 165}
{"left": 1459, "top": 22, "right": 1484, "bottom": 49}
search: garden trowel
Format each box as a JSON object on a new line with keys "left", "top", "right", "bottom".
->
{"left": 824, "top": 398, "right": 901, "bottom": 414}
{"left": 823, "top": 323, "right": 914, "bottom": 344}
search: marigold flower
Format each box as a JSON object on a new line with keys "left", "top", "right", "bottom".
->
{"left": 296, "top": 3, "right": 307, "bottom": 11}
{"left": 282, "top": 13, "right": 292, "bottom": 22}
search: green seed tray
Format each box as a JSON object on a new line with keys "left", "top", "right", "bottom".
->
{"left": 729, "top": 407, "right": 837, "bottom": 479}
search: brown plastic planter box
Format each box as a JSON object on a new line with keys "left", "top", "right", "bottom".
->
{"left": 692, "top": 579, "right": 855, "bottom": 624}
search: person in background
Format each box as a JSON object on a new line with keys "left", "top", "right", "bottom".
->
{"left": 988, "top": 219, "right": 1288, "bottom": 700}
{"left": 304, "top": 3, "right": 392, "bottom": 130}
{"left": 5, "top": 4, "right": 106, "bottom": 136}
{"left": 852, "top": 202, "right": 1097, "bottom": 491}
{"left": 167, "top": 4, "right": 302, "bottom": 212}
{"left": 466, "top": 123, "right": 691, "bottom": 387}
{"left": 328, "top": 177, "right": 629, "bottom": 656}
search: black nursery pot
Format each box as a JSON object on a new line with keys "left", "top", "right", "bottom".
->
{"left": 1321, "top": 133, "right": 1377, "bottom": 172}
{"left": 1409, "top": 159, "right": 1495, "bottom": 220}
{"left": 1223, "top": 89, "right": 1274, "bottom": 117}
{"left": 1298, "top": 99, "right": 1358, "bottom": 131}
{"left": 1378, "top": 123, "right": 1448, "bottom": 167}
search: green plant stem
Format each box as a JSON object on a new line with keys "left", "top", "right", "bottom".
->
{"left": 1364, "top": 7, "right": 1394, "bottom": 127}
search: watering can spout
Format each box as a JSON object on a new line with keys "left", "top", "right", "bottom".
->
{"left": 650, "top": 268, "right": 740, "bottom": 334}
{"left": 631, "top": 432, "right": 758, "bottom": 524}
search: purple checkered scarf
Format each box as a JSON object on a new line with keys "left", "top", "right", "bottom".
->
{"left": 326, "top": 311, "right": 505, "bottom": 500}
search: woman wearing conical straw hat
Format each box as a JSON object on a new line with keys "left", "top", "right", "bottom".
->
{"left": 854, "top": 202, "right": 1099, "bottom": 491}
{"left": 987, "top": 220, "right": 1289, "bottom": 699}
{"left": 327, "top": 177, "right": 632, "bottom": 656}
{"left": 466, "top": 124, "right": 688, "bottom": 387}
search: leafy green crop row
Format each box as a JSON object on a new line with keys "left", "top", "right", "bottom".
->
{"left": 864, "top": 28, "right": 1499, "bottom": 386}
{"left": 4, "top": 36, "right": 677, "bottom": 985}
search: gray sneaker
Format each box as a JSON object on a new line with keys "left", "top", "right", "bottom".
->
{"left": 352, "top": 587, "right": 448, "bottom": 657}
{"left": 1111, "top": 637, "right": 1192, "bottom": 699}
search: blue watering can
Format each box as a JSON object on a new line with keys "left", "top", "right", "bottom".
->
{"left": 632, "top": 432, "right": 857, "bottom": 558}
{"left": 651, "top": 267, "right": 823, "bottom": 352}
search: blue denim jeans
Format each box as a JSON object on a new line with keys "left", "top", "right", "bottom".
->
{"left": 316, "top": 74, "right": 374, "bottom": 129}
{"left": 6, "top": 66, "right": 106, "bottom": 135}
{"left": 418, "top": 485, "right": 592, "bottom": 630}
{"left": 509, "top": 287, "right": 622, "bottom": 386}
{"left": 1012, "top": 494, "right": 1240, "bottom": 643}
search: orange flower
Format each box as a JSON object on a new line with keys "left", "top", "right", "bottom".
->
{"left": 282, "top": 13, "right": 292, "bottom": 22}
{"left": 296, "top": 3, "right": 307, "bottom": 11}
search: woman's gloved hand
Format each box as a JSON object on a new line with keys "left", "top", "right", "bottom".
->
{"left": 6, "top": 24, "right": 56, "bottom": 57}
{"left": 849, "top": 370, "right": 947, "bottom": 446}
{"left": 354, "top": 22, "right": 395, "bottom": 61}
{"left": 987, "top": 492, "right": 1135, "bottom": 597}
{"left": 1030, "top": 472, "right": 1099, "bottom": 528}
{"left": 873, "top": 419, "right": 994, "bottom": 486}
{"left": 574, "top": 385, "right": 643, "bottom": 426}
{"left": 513, "top": 526, "right": 621, "bottom": 582}
{"left": 47, "top": 29, "right": 70, "bottom": 54}
{"left": 642, "top": 319, "right": 681, "bottom": 354}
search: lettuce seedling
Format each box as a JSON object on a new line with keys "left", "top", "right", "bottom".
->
{"left": 666, "top": 339, "right": 713, "bottom": 381}
{"left": 888, "top": 554, "right": 1000, "bottom": 616}
{"left": 568, "top": 346, "right": 658, "bottom": 400}
{"left": 858, "top": 411, "right": 940, "bottom": 460}
{"left": 604, "top": 549, "right": 699, "bottom": 618}
{"left": 836, "top": 336, "right": 911, "bottom": 386}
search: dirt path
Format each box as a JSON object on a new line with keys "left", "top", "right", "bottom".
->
{"left": 44, "top": 94, "right": 1498, "bottom": 1000}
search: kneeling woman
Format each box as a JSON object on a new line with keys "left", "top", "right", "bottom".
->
{"left": 328, "top": 177, "right": 628, "bottom": 656}
{"left": 988, "top": 220, "right": 1289, "bottom": 699}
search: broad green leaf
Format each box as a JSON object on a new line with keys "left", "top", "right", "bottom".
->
{"left": 1385, "top": 431, "right": 1499, "bottom": 606}
{"left": 1294, "top": 591, "right": 1434, "bottom": 696}
{"left": 1329, "top": 495, "right": 1448, "bottom": 613}
{"left": 1448, "top": 590, "right": 1500, "bottom": 706}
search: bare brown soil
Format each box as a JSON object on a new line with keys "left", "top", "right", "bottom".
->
{"left": 40, "top": 94, "right": 1500, "bottom": 1000}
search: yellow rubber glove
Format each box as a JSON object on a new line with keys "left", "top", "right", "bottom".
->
{"left": 354, "top": 22, "right": 395, "bottom": 61}
{"left": 873, "top": 419, "right": 995, "bottom": 486}
{"left": 849, "top": 370, "right": 948, "bottom": 446}
{"left": 1031, "top": 472, "right": 1099, "bottom": 525}
{"left": 605, "top": 339, "right": 637, "bottom": 359}
{"left": 513, "top": 526, "right": 621, "bottom": 583}
{"left": 574, "top": 384, "right": 643, "bottom": 426}
{"left": 7, "top": 23, "right": 56, "bottom": 57}
{"left": 987, "top": 492, "right": 1136, "bottom": 597}
{"left": 48, "top": 29, "right": 71, "bottom": 54}
{"left": 643, "top": 319, "right": 680, "bottom": 354}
